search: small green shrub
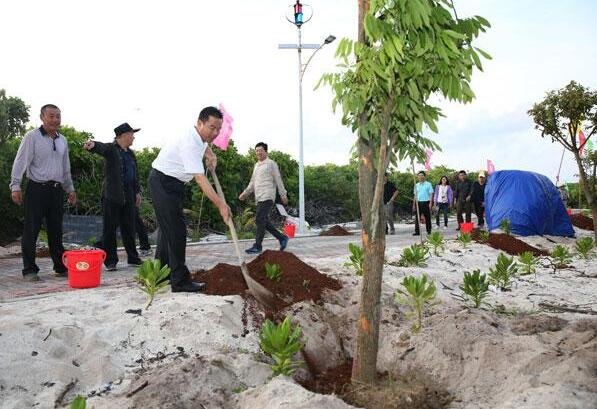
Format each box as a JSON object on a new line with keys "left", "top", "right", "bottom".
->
{"left": 426, "top": 231, "right": 445, "bottom": 256}
{"left": 575, "top": 237, "right": 595, "bottom": 259}
{"left": 457, "top": 232, "right": 472, "bottom": 248}
{"left": 479, "top": 230, "right": 490, "bottom": 243}
{"left": 397, "top": 243, "right": 429, "bottom": 267}
{"left": 460, "top": 269, "right": 490, "bottom": 308}
{"left": 551, "top": 244, "right": 572, "bottom": 268}
{"left": 264, "top": 262, "right": 283, "bottom": 282}
{"left": 500, "top": 219, "right": 511, "bottom": 235}
{"left": 70, "top": 396, "right": 86, "bottom": 409}
{"left": 259, "top": 316, "right": 303, "bottom": 376}
{"left": 394, "top": 274, "right": 437, "bottom": 332}
{"left": 136, "top": 259, "right": 171, "bottom": 309}
{"left": 488, "top": 252, "right": 518, "bottom": 291}
{"left": 344, "top": 243, "right": 364, "bottom": 276}
{"left": 517, "top": 251, "right": 539, "bottom": 276}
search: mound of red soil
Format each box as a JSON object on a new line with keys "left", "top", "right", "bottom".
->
{"left": 320, "top": 225, "right": 352, "bottom": 236}
{"left": 470, "top": 229, "right": 548, "bottom": 256}
{"left": 192, "top": 250, "right": 342, "bottom": 312}
{"left": 570, "top": 214, "right": 594, "bottom": 231}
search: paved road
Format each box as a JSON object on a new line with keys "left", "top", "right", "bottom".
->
{"left": 0, "top": 222, "right": 459, "bottom": 302}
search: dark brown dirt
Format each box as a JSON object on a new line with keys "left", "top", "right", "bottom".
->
{"left": 320, "top": 225, "right": 352, "bottom": 236}
{"left": 470, "top": 229, "right": 548, "bottom": 256}
{"left": 192, "top": 250, "right": 342, "bottom": 313}
{"left": 36, "top": 247, "right": 51, "bottom": 258}
{"left": 298, "top": 358, "right": 451, "bottom": 409}
{"left": 570, "top": 214, "right": 594, "bottom": 230}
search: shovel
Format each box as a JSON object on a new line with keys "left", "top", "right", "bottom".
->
{"left": 208, "top": 168, "right": 276, "bottom": 307}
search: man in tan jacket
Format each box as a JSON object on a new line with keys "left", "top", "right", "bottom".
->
{"left": 239, "top": 142, "right": 289, "bottom": 254}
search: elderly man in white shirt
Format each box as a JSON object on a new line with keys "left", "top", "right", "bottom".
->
{"left": 239, "top": 142, "right": 289, "bottom": 254}
{"left": 149, "top": 106, "right": 231, "bottom": 293}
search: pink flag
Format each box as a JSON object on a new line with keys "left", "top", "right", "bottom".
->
{"left": 212, "top": 103, "right": 234, "bottom": 150}
{"left": 424, "top": 149, "right": 432, "bottom": 171}
{"left": 487, "top": 159, "right": 495, "bottom": 175}
{"left": 579, "top": 129, "right": 587, "bottom": 156}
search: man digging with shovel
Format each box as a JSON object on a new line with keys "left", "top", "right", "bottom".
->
{"left": 149, "top": 106, "right": 231, "bottom": 293}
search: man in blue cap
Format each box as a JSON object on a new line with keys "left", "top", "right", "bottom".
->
{"left": 83, "top": 123, "right": 143, "bottom": 270}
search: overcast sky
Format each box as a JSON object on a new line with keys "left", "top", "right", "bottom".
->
{"left": 1, "top": 0, "right": 596, "bottom": 183}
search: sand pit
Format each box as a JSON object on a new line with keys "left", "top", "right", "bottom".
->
{"left": 570, "top": 213, "right": 594, "bottom": 230}
{"left": 193, "top": 250, "right": 342, "bottom": 312}
{"left": 320, "top": 225, "right": 352, "bottom": 236}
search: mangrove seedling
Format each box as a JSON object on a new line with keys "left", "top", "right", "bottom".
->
{"left": 259, "top": 316, "right": 303, "bottom": 376}
{"left": 550, "top": 244, "right": 572, "bottom": 269}
{"left": 479, "top": 230, "right": 490, "bottom": 243}
{"left": 397, "top": 243, "right": 429, "bottom": 267}
{"left": 394, "top": 274, "right": 437, "bottom": 332}
{"left": 517, "top": 251, "right": 540, "bottom": 276}
{"left": 426, "top": 231, "right": 446, "bottom": 256}
{"left": 575, "top": 237, "right": 595, "bottom": 259}
{"left": 460, "top": 269, "right": 490, "bottom": 308}
{"left": 264, "top": 262, "right": 283, "bottom": 282}
{"left": 136, "top": 259, "right": 171, "bottom": 310}
{"left": 488, "top": 252, "right": 518, "bottom": 291}
{"left": 457, "top": 232, "right": 472, "bottom": 248}
{"left": 70, "top": 396, "right": 87, "bottom": 409}
{"left": 344, "top": 243, "right": 364, "bottom": 276}
{"left": 500, "top": 218, "right": 511, "bottom": 235}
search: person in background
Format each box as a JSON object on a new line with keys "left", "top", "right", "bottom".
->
{"left": 149, "top": 106, "right": 230, "bottom": 293}
{"left": 83, "top": 123, "right": 143, "bottom": 271}
{"left": 383, "top": 173, "right": 399, "bottom": 235}
{"left": 454, "top": 170, "right": 473, "bottom": 230}
{"left": 412, "top": 171, "right": 434, "bottom": 236}
{"left": 433, "top": 175, "right": 453, "bottom": 229}
{"left": 558, "top": 185, "right": 569, "bottom": 209}
{"left": 10, "top": 104, "right": 77, "bottom": 281}
{"left": 239, "top": 142, "right": 289, "bottom": 254}
{"left": 471, "top": 171, "right": 487, "bottom": 228}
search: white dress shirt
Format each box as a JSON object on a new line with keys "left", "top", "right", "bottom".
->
{"left": 152, "top": 126, "right": 207, "bottom": 182}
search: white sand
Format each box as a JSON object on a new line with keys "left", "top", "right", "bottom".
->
{"left": 0, "top": 226, "right": 595, "bottom": 408}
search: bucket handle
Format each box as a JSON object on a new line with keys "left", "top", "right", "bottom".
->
{"left": 62, "top": 252, "right": 68, "bottom": 268}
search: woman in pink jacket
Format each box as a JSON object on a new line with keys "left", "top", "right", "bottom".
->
{"left": 433, "top": 176, "right": 454, "bottom": 229}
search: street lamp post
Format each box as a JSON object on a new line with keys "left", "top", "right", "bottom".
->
{"left": 279, "top": 1, "right": 335, "bottom": 234}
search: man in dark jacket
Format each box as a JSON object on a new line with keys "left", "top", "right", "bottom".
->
{"left": 454, "top": 170, "right": 473, "bottom": 229}
{"left": 84, "top": 123, "right": 143, "bottom": 270}
{"left": 471, "top": 171, "right": 487, "bottom": 227}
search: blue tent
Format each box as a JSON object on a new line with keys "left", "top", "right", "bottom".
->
{"left": 485, "top": 170, "right": 574, "bottom": 237}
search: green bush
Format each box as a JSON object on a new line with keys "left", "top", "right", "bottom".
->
{"left": 264, "top": 262, "right": 283, "bottom": 282}
{"left": 344, "top": 243, "right": 364, "bottom": 276}
{"left": 550, "top": 244, "right": 572, "bottom": 269}
{"left": 575, "top": 237, "right": 595, "bottom": 259}
{"left": 517, "top": 251, "right": 539, "bottom": 276}
{"left": 394, "top": 274, "right": 438, "bottom": 332}
{"left": 460, "top": 269, "right": 490, "bottom": 308}
{"left": 259, "top": 316, "right": 303, "bottom": 376}
{"left": 489, "top": 253, "right": 518, "bottom": 290}
{"left": 500, "top": 218, "right": 511, "bottom": 235}
{"left": 426, "top": 231, "right": 445, "bottom": 256}
{"left": 136, "top": 259, "right": 171, "bottom": 309}
{"left": 457, "top": 232, "right": 472, "bottom": 248}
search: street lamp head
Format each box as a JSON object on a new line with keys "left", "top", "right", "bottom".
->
{"left": 324, "top": 35, "right": 336, "bottom": 45}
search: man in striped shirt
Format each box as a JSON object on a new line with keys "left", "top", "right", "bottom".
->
{"left": 10, "top": 104, "right": 77, "bottom": 281}
{"left": 239, "top": 142, "right": 289, "bottom": 254}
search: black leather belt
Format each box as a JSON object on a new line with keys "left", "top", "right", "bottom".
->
{"left": 32, "top": 180, "right": 61, "bottom": 188}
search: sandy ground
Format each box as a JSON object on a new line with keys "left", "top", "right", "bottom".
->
{"left": 0, "top": 224, "right": 595, "bottom": 408}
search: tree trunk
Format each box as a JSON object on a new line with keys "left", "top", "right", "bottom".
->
{"left": 351, "top": 138, "right": 387, "bottom": 384}
{"left": 573, "top": 151, "right": 597, "bottom": 241}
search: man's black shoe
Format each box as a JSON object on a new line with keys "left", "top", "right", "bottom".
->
{"left": 412, "top": 232, "right": 420, "bottom": 236}
{"left": 172, "top": 282, "right": 206, "bottom": 293}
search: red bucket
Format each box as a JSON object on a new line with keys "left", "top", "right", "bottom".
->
{"left": 62, "top": 249, "right": 106, "bottom": 289}
{"left": 283, "top": 222, "right": 296, "bottom": 238}
{"left": 460, "top": 222, "right": 474, "bottom": 234}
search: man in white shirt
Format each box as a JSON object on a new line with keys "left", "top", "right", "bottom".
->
{"left": 149, "top": 106, "right": 231, "bottom": 293}
{"left": 239, "top": 142, "right": 289, "bottom": 254}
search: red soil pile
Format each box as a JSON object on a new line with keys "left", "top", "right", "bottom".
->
{"left": 470, "top": 229, "right": 548, "bottom": 256}
{"left": 570, "top": 214, "right": 594, "bottom": 230}
{"left": 192, "top": 250, "right": 342, "bottom": 312}
{"left": 320, "top": 225, "right": 352, "bottom": 236}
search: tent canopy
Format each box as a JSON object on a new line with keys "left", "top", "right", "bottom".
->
{"left": 485, "top": 170, "right": 574, "bottom": 237}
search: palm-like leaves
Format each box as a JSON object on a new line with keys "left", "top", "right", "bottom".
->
{"left": 575, "top": 237, "right": 595, "bottom": 259}
{"left": 397, "top": 243, "right": 429, "bottom": 267}
{"left": 426, "top": 231, "right": 445, "bottom": 256}
{"left": 551, "top": 244, "right": 572, "bottom": 268}
{"left": 259, "top": 316, "right": 303, "bottom": 376}
{"left": 517, "top": 251, "right": 539, "bottom": 276}
{"left": 344, "top": 243, "right": 364, "bottom": 276}
{"left": 488, "top": 252, "right": 517, "bottom": 290}
{"left": 394, "top": 274, "right": 437, "bottom": 332}
{"left": 457, "top": 232, "right": 472, "bottom": 248}
{"left": 136, "top": 259, "right": 171, "bottom": 309}
{"left": 460, "top": 270, "right": 489, "bottom": 308}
